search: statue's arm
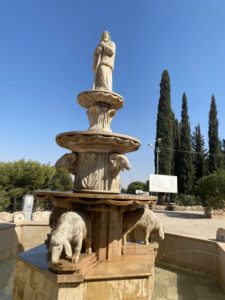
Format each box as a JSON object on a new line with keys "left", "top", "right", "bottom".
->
{"left": 93, "top": 45, "right": 102, "bottom": 72}
{"left": 101, "top": 41, "right": 115, "bottom": 56}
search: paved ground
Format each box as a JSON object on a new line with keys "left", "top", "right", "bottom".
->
{"left": 155, "top": 210, "right": 225, "bottom": 240}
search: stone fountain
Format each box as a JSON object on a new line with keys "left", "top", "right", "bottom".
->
{"left": 13, "top": 31, "right": 160, "bottom": 300}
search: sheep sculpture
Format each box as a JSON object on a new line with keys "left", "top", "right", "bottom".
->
{"left": 123, "top": 205, "right": 164, "bottom": 245}
{"left": 49, "top": 211, "right": 92, "bottom": 264}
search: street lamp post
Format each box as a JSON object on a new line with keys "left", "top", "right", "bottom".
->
{"left": 156, "top": 138, "right": 161, "bottom": 174}
{"left": 156, "top": 147, "right": 160, "bottom": 174}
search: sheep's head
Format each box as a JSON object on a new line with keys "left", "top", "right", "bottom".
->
{"left": 109, "top": 154, "right": 131, "bottom": 178}
{"left": 50, "top": 232, "right": 72, "bottom": 264}
{"left": 55, "top": 153, "right": 77, "bottom": 175}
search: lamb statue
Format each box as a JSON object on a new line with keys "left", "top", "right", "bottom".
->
{"left": 109, "top": 154, "right": 131, "bottom": 178}
{"left": 49, "top": 211, "right": 92, "bottom": 264}
{"left": 55, "top": 152, "right": 78, "bottom": 175}
{"left": 123, "top": 205, "right": 164, "bottom": 245}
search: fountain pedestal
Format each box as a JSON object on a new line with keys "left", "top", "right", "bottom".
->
{"left": 13, "top": 192, "right": 158, "bottom": 300}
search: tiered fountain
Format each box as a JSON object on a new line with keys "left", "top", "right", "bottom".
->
{"left": 13, "top": 31, "right": 158, "bottom": 300}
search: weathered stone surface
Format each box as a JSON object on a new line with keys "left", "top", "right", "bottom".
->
{"left": 78, "top": 90, "right": 124, "bottom": 109}
{"left": 32, "top": 211, "right": 51, "bottom": 222}
{"left": 56, "top": 131, "right": 140, "bottom": 154}
{"left": 0, "top": 211, "right": 13, "bottom": 222}
{"left": 92, "top": 31, "right": 115, "bottom": 92}
{"left": 13, "top": 212, "right": 25, "bottom": 223}
{"left": 216, "top": 227, "right": 225, "bottom": 242}
{"left": 123, "top": 206, "right": 164, "bottom": 245}
{"left": 50, "top": 211, "right": 92, "bottom": 265}
{"left": 14, "top": 245, "right": 155, "bottom": 300}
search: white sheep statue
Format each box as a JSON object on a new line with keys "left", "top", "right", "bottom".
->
{"left": 123, "top": 205, "right": 164, "bottom": 245}
{"left": 109, "top": 154, "right": 131, "bottom": 178}
{"left": 49, "top": 211, "right": 92, "bottom": 264}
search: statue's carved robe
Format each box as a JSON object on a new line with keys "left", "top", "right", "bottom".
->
{"left": 93, "top": 41, "right": 115, "bottom": 92}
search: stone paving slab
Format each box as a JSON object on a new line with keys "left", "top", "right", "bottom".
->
{"left": 155, "top": 210, "right": 225, "bottom": 240}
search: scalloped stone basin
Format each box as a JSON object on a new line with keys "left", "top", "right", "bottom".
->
{"left": 56, "top": 131, "right": 141, "bottom": 153}
{"left": 77, "top": 90, "right": 124, "bottom": 110}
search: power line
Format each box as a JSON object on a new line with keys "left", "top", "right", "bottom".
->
{"left": 148, "top": 144, "right": 215, "bottom": 156}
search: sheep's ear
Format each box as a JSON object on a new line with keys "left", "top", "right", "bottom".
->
{"left": 64, "top": 240, "right": 72, "bottom": 257}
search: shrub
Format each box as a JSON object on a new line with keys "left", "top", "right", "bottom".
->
{"left": 197, "top": 169, "right": 225, "bottom": 209}
{"left": 173, "top": 194, "right": 201, "bottom": 206}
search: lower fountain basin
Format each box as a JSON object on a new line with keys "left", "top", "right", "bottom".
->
{"left": 56, "top": 131, "right": 141, "bottom": 153}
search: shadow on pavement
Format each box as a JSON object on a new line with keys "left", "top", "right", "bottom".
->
{"left": 156, "top": 210, "right": 205, "bottom": 219}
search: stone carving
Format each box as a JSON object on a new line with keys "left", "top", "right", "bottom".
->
{"left": 109, "top": 154, "right": 131, "bottom": 178}
{"left": 73, "top": 152, "right": 131, "bottom": 193}
{"left": 55, "top": 152, "right": 78, "bottom": 175}
{"left": 0, "top": 212, "right": 13, "bottom": 222}
{"left": 56, "top": 131, "right": 141, "bottom": 154}
{"left": 78, "top": 90, "right": 124, "bottom": 110}
{"left": 50, "top": 211, "right": 92, "bottom": 264}
{"left": 13, "top": 212, "right": 25, "bottom": 223}
{"left": 32, "top": 210, "right": 52, "bottom": 222}
{"left": 122, "top": 206, "right": 164, "bottom": 245}
{"left": 51, "top": 33, "right": 140, "bottom": 194}
{"left": 79, "top": 153, "right": 98, "bottom": 189}
{"left": 216, "top": 227, "right": 225, "bottom": 242}
{"left": 0, "top": 211, "right": 25, "bottom": 223}
{"left": 93, "top": 31, "right": 116, "bottom": 92}
{"left": 87, "top": 105, "right": 115, "bottom": 132}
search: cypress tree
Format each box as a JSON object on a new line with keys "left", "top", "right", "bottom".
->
{"left": 208, "top": 95, "right": 222, "bottom": 173}
{"left": 172, "top": 118, "right": 181, "bottom": 177}
{"left": 179, "top": 93, "right": 194, "bottom": 194}
{"left": 192, "top": 124, "right": 207, "bottom": 183}
{"left": 155, "top": 70, "right": 173, "bottom": 175}
{"left": 221, "top": 139, "right": 225, "bottom": 168}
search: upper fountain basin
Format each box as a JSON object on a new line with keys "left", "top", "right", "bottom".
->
{"left": 56, "top": 131, "right": 141, "bottom": 153}
{"left": 77, "top": 90, "right": 124, "bottom": 110}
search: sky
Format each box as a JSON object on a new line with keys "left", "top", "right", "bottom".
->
{"left": 1, "top": 1, "right": 225, "bottom": 188}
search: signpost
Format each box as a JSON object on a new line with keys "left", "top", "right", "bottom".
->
{"left": 149, "top": 174, "right": 178, "bottom": 193}
{"left": 22, "top": 194, "right": 34, "bottom": 221}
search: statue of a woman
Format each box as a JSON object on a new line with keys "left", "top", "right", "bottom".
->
{"left": 93, "top": 31, "right": 116, "bottom": 92}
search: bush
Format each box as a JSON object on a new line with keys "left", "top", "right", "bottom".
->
{"left": 173, "top": 194, "right": 201, "bottom": 206}
{"left": 197, "top": 169, "right": 225, "bottom": 209}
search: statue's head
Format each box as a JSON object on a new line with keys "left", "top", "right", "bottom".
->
{"left": 101, "top": 31, "right": 110, "bottom": 42}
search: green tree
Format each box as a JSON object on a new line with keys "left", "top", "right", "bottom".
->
{"left": 179, "top": 93, "right": 194, "bottom": 194}
{"left": 192, "top": 124, "right": 207, "bottom": 184}
{"left": 172, "top": 117, "right": 181, "bottom": 177}
{"left": 127, "top": 181, "right": 147, "bottom": 194}
{"left": 208, "top": 95, "right": 222, "bottom": 173}
{"left": 221, "top": 139, "right": 225, "bottom": 168}
{"left": 51, "top": 168, "right": 73, "bottom": 191}
{"left": 155, "top": 70, "right": 173, "bottom": 175}
{"left": 197, "top": 169, "right": 225, "bottom": 209}
{"left": 0, "top": 160, "right": 55, "bottom": 197}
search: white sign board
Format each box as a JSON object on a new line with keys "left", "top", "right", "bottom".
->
{"left": 149, "top": 174, "right": 178, "bottom": 193}
{"left": 22, "top": 194, "right": 34, "bottom": 221}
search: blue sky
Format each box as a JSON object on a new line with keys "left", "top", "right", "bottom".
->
{"left": 1, "top": 1, "right": 225, "bottom": 188}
